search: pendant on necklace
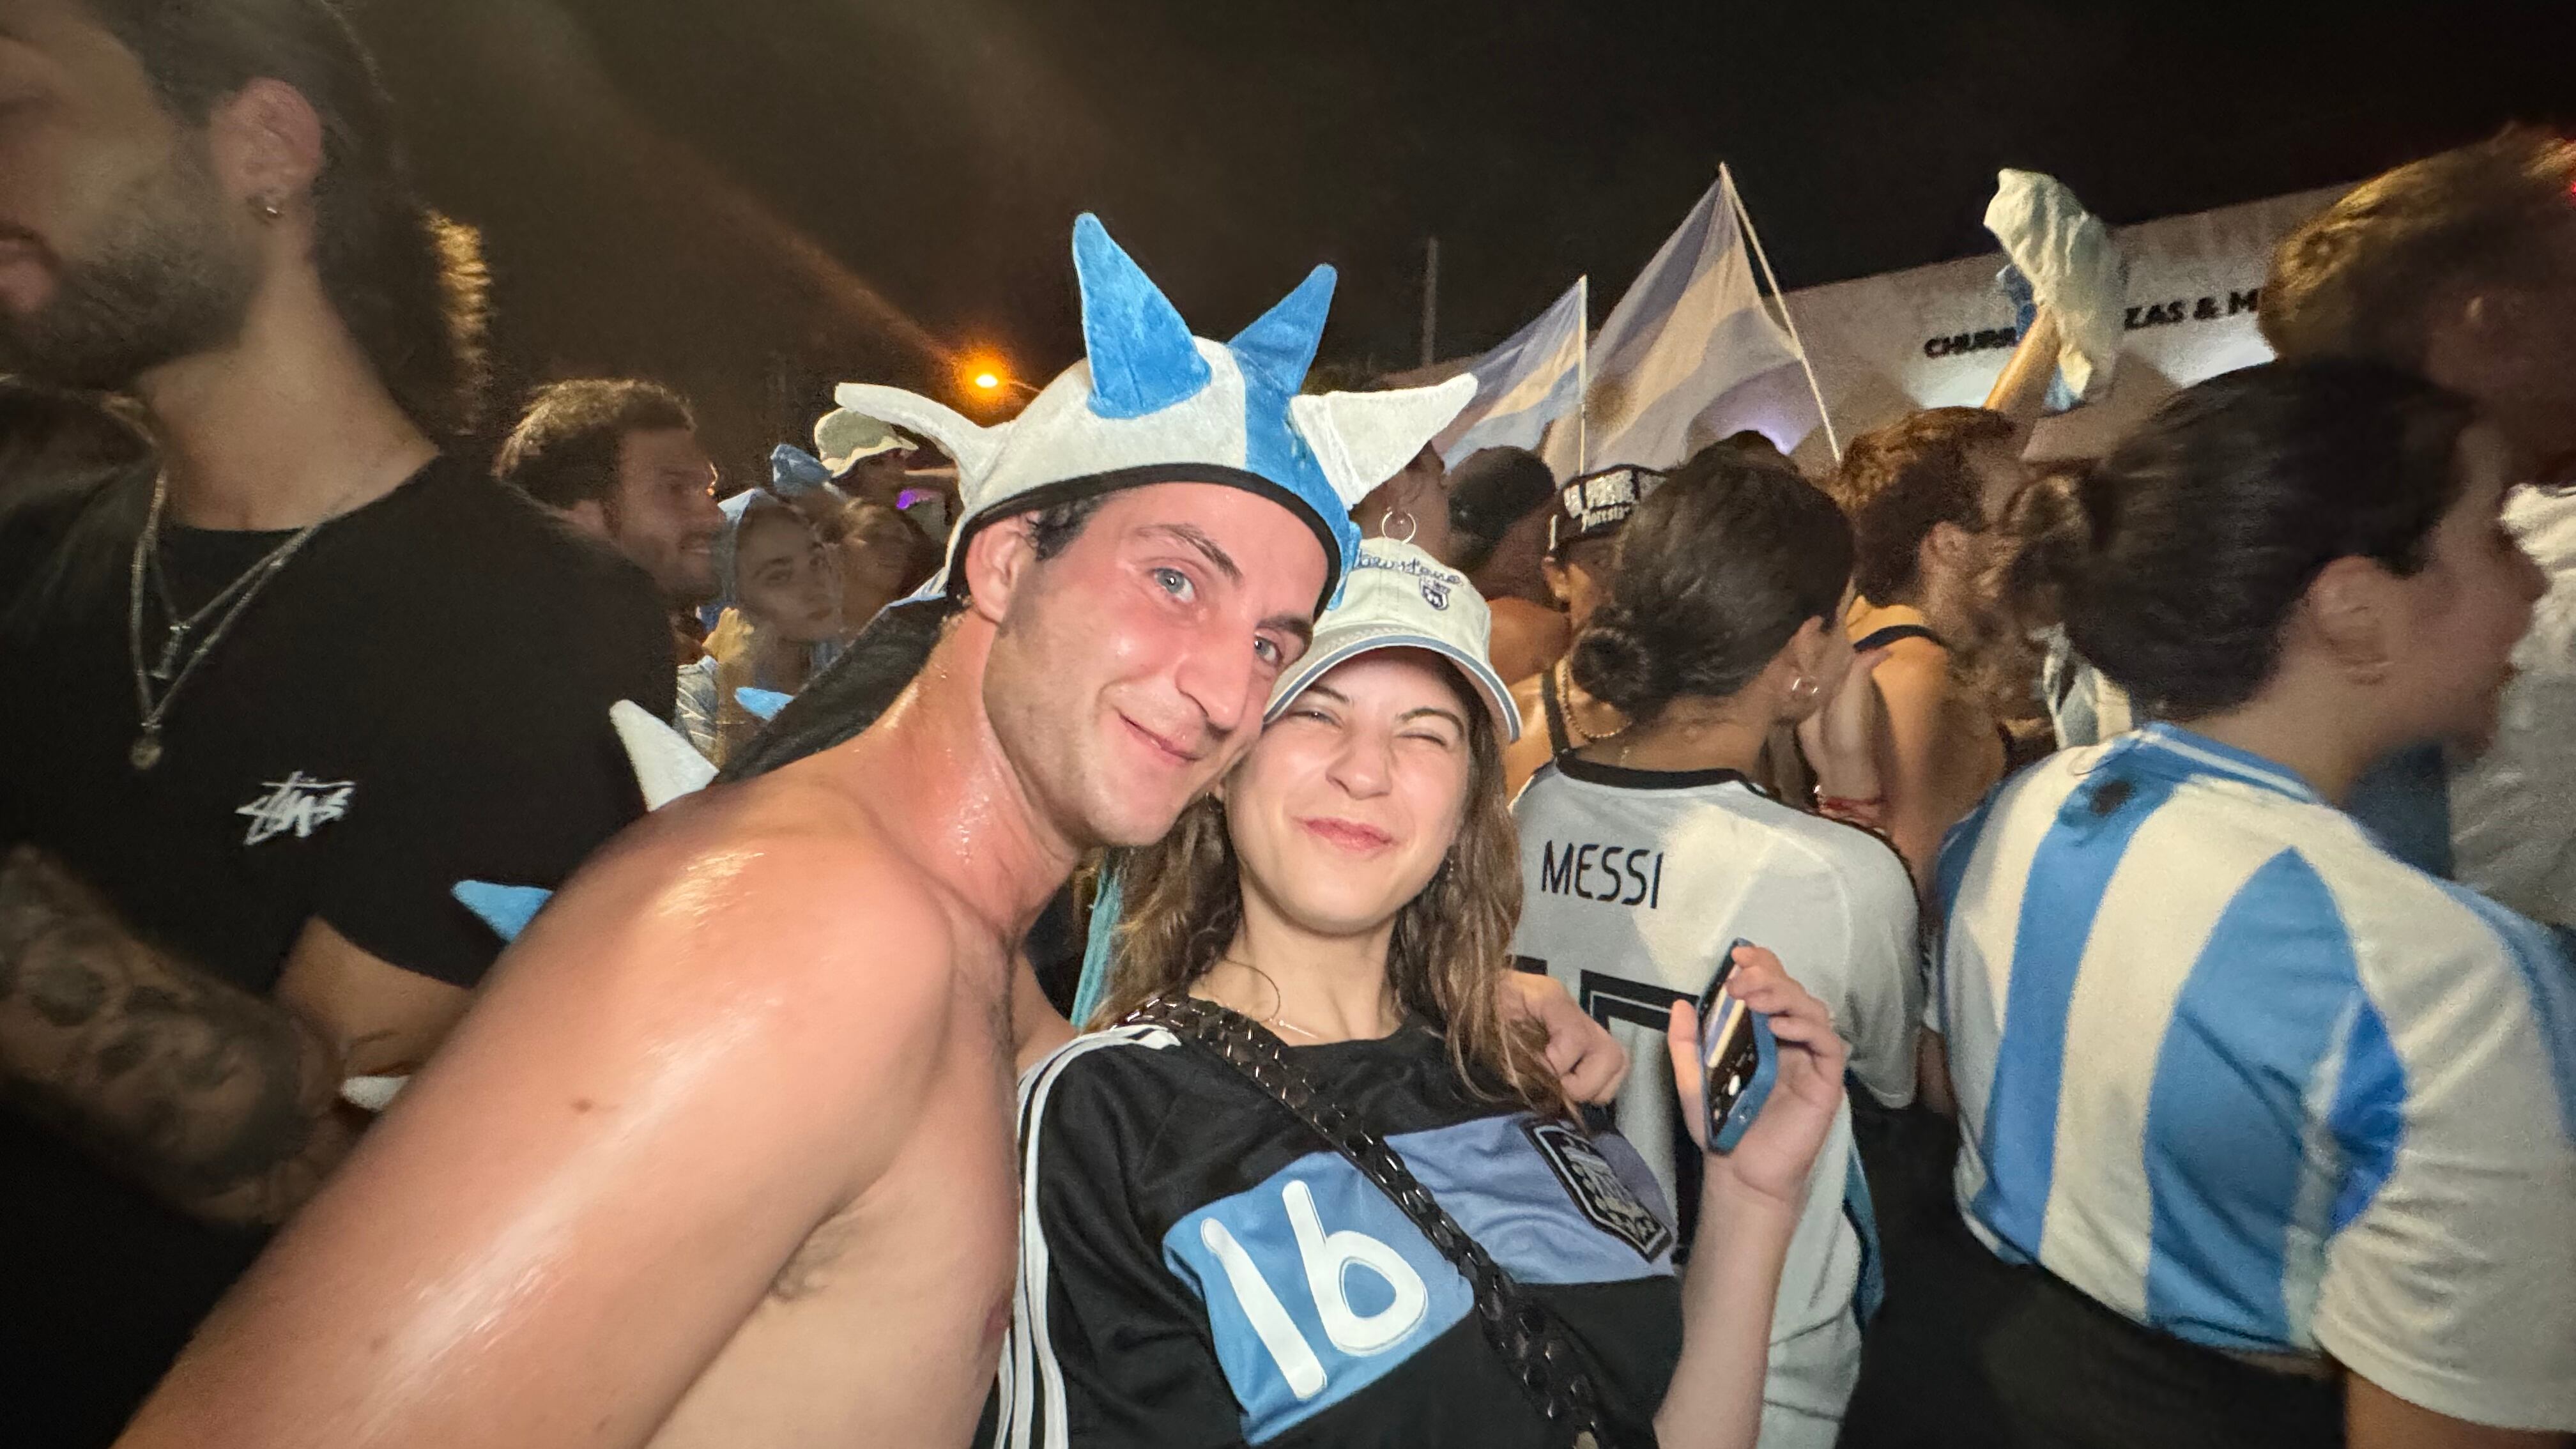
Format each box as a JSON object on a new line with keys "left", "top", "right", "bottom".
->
{"left": 150, "top": 624, "right": 186, "bottom": 683}
{"left": 130, "top": 730, "right": 164, "bottom": 771}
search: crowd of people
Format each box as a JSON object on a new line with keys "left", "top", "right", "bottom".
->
{"left": 0, "top": 2, "right": 2570, "bottom": 1447}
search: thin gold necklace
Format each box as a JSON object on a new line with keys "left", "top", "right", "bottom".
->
{"left": 1555, "top": 657, "right": 1594, "bottom": 747}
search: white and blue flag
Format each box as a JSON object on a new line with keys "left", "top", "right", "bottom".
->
{"left": 1935, "top": 724, "right": 2576, "bottom": 1431}
{"left": 1432, "top": 277, "right": 1586, "bottom": 467}
{"left": 1545, "top": 167, "right": 1807, "bottom": 475}
{"left": 1985, "top": 169, "right": 2128, "bottom": 415}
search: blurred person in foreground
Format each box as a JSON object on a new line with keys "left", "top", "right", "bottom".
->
{"left": 2275, "top": 130, "right": 2576, "bottom": 909}
{"left": 0, "top": 0, "right": 669, "bottom": 1439}
{"left": 2032, "top": 133, "right": 2576, "bottom": 908}
{"left": 114, "top": 216, "right": 1621, "bottom": 1449}
{"left": 1941, "top": 361, "right": 2568, "bottom": 1448}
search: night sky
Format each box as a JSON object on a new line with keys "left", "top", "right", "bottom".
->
{"left": 347, "top": 0, "right": 2576, "bottom": 476}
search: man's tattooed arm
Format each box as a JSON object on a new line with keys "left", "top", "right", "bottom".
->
{"left": 0, "top": 845, "right": 356, "bottom": 1225}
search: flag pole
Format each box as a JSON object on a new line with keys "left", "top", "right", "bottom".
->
{"left": 1420, "top": 236, "right": 1440, "bottom": 369}
{"left": 1724, "top": 164, "right": 1841, "bottom": 464}
{"left": 1575, "top": 274, "right": 1590, "bottom": 474}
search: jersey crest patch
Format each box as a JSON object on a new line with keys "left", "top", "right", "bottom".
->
{"left": 1524, "top": 1120, "right": 1673, "bottom": 1261}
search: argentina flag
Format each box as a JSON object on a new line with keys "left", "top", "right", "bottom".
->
{"left": 1432, "top": 277, "right": 1587, "bottom": 466}
{"left": 1547, "top": 167, "right": 1808, "bottom": 475}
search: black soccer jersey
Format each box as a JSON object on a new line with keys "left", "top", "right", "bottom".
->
{"left": 999, "top": 1017, "right": 1685, "bottom": 1449}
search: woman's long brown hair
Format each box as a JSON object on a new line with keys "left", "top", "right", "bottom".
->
{"left": 1092, "top": 664, "right": 1574, "bottom": 1122}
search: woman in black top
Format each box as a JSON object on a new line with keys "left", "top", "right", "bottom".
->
{"left": 1001, "top": 539, "right": 1848, "bottom": 1449}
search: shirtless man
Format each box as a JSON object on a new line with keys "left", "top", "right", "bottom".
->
{"left": 115, "top": 217, "right": 1517, "bottom": 1447}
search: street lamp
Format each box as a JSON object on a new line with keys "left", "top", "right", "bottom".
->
{"left": 958, "top": 353, "right": 1037, "bottom": 402}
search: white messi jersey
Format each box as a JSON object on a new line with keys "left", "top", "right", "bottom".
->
{"left": 1936, "top": 724, "right": 2576, "bottom": 1430}
{"left": 1510, "top": 756, "right": 1920, "bottom": 1403}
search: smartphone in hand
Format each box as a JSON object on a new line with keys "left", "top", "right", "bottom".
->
{"left": 1696, "top": 942, "right": 1778, "bottom": 1153}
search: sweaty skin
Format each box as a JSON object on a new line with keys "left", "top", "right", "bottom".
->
{"left": 117, "top": 484, "right": 1331, "bottom": 1449}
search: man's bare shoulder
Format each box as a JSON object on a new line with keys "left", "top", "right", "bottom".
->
{"left": 494, "top": 774, "right": 962, "bottom": 1068}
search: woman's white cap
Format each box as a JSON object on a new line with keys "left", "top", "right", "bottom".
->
{"left": 1262, "top": 538, "right": 1522, "bottom": 742}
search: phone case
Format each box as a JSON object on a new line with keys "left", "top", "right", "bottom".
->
{"left": 1708, "top": 1010, "right": 1779, "bottom": 1153}
{"left": 1698, "top": 940, "right": 1781, "bottom": 1154}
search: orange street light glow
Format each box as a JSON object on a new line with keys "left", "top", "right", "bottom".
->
{"left": 973, "top": 371, "right": 1001, "bottom": 390}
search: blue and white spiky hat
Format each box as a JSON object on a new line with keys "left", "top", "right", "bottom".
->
{"left": 835, "top": 214, "right": 1476, "bottom": 609}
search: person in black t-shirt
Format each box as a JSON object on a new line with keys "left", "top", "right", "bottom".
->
{"left": 1008, "top": 540, "right": 1852, "bottom": 1449}
{"left": 0, "top": 2, "right": 670, "bottom": 1441}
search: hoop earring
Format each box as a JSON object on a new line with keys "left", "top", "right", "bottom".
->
{"left": 1379, "top": 508, "right": 1417, "bottom": 546}
{"left": 1788, "top": 674, "right": 1820, "bottom": 704}
{"left": 250, "top": 194, "right": 285, "bottom": 221}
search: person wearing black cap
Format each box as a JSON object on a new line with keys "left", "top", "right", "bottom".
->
{"left": 1503, "top": 463, "right": 1663, "bottom": 794}
{"left": 1446, "top": 445, "right": 1568, "bottom": 681}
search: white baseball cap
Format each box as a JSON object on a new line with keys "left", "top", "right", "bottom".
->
{"left": 813, "top": 406, "right": 912, "bottom": 476}
{"left": 1264, "top": 538, "right": 1522, "bottom": 742}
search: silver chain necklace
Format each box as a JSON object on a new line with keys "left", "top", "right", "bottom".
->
{"left": 125, "top": 472, "right": 342, "bottom": 771}
{"left": 1209, "top": 955, "right": 1392, "bottom": 1044}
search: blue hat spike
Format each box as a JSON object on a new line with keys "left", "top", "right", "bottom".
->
{"left": 453, "top": 880, "right": 553, "bottom": 944}
{"left": 1227, "top": 264, "right": 1335, "bottom": 399}
{"left": 1071, "top": 213, "right": 1211, "bottom": 420}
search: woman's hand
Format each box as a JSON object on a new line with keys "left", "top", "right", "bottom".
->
{"left": 1665, "top": 944, "right": 1848, "bottom": 1215}
{"left": 1499, "top": 971, "right": 1629, "bottom": 1104}
{"left": 1797, "top": 645, "right": 1890, "bottom": 802}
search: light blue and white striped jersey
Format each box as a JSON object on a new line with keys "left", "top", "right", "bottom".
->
{"left": 1936, "top": 724, "right": 2576, "bottom": 1432}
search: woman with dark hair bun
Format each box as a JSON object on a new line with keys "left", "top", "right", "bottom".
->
{"left": 1512, "top": 451, "right": 1921, "bottom": 1448}
{"left": 1935, "top": 360, "right": 2573, "bottom": 1448}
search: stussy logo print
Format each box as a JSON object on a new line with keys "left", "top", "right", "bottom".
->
{"left": 236, "top": 772, "right": 355, "bottom": 845}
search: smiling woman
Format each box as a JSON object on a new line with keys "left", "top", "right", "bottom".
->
{"left": 1000, "top": 537, "right": 1855, "bottom": 1449}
